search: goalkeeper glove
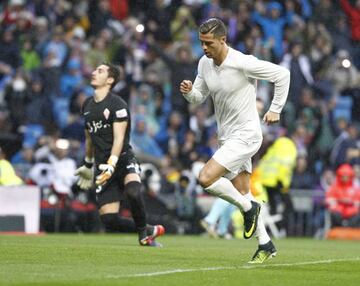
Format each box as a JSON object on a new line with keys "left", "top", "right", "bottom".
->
{"left": 95, "top": 155, "right": 118, "bottom": 186}
{"left": 74, "top": 157, "right": 94, "bottom": 190}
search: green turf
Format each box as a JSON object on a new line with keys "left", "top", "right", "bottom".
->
{"left": 0, "top": 234, "right": 359, "bottom": 286}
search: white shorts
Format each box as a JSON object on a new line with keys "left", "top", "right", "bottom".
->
{"left": 212, "top": 139, "right": 262, "bottom": 180}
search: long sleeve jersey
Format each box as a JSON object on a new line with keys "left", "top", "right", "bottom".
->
{"left": 183, "top": 47, "right": 290, "bottom": 143}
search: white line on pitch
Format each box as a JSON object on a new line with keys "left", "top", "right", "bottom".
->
{"left": 107, "top": 257, "right": 360, "bottom": 279}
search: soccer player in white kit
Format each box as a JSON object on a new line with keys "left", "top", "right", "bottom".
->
{"left": 180, "top": 18, "right": 290, "bottom": 263}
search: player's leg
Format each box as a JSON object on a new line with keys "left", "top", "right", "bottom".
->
{"left": 198, "top": 158, "right": 252, "bottom": 212}
{"left": 124, "top": 173, "right": 164, "bottom": 247}
{"left": 99, "top": 202, "right": 122, "bottom": 232}
{"left": 200, "top": 198, "right": 231, "bottom": 238}
{"left": 231, "top": 172, "right": 267, "bottom": 241}
{"left": 232, "top": 172, "right": 277, "bottom": 263}
{"left": 96, "top": 178, "right": 158, "bottom": 239}
{"left": 98, "top": 203, "right": 154, "bottom": 234}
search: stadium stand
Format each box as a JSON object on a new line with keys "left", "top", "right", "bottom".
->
{"left": 0, "top": 0, "right": 359, "bottom": 237}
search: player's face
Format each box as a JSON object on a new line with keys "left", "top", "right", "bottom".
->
{"left": 90, "top": 65, "right": 113, "bottom": 88}
{"left": 199, "top": 32, "right": 225, "bottom": 60}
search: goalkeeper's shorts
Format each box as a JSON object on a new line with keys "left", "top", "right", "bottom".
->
{"left": 95, "top": 151, "right": 141, "bottom": 207}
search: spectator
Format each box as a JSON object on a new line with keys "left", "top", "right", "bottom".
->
{"left": 252, "top": 1, "right": 295, "bottom": 61}
{"left": 313, "top": 168, "right": 335, "bottom": 237}
{"left": 291, "top": 156, "right": 317, "bottom": 189}
{"left": 11, "top": 145, "right": 34, "bottom": 180}
{"left": 0, "top": 146, "right": 23, "bottom": 186}
{"left": 280, "top": 41, "right": 314, "bottom": 107}
{"left": 25, "top": 77, "right": 53, "bottom": 127}
{"left": 170, "top": 6, "right": 197, "bottom": 42}
{"left": 0, "top": 29, "right": 21, "bottom": 80}
{"left": 313, "top": 0, "right": 339, "bottom": 32}
{"left": 4, "top": 69, "right": 30, "bottom": 130}
{"left": 131, "top": 115, "right": 164, "bottom": 164}
{"left": 326, "top": 163, "right": 360, "bottom": 227}
{"left": 326, "top": 49, "right": 360, "bottom": 96}
{"left": 43, "top": 26, "right": 68, "bottom": 69}
{"left": 330, "top": 122, "right": 360, "bottom": 168}
{"left": 155, "top": 110, "right": 186, "bottom": 155}
{"left": 149, "top": 37, "right": 198, "bottom": 118}
{"left": 49, "top": 138, "right": 77, "bottom": 195}
{"left": 257, "top": 136, "right": 298, "bottom": 235}
{"left": 20, "top": 38, "right": 41, "bottom": 72}
{"left": 339, "top": 0, "right": 360, "bottom": 69}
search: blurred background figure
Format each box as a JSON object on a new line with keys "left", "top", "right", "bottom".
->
{"left": 257, "top": 137, "right": 297, "bottom": 236}
{"left": 326, "top": 164, "right": 360, "bottom": 227}
{"left": 0, "top": 145, "right": 23, "bottom": 186}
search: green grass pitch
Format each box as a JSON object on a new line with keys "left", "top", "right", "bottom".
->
{"left": 1, "top": 234, "right": 359, "bottom": 286}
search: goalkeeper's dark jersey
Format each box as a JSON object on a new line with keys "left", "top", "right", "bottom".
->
{"left": 82, "top": 92, "right": 132, "bottom": 165}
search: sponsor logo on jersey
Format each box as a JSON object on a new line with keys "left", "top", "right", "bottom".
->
{"left": 86, "top": 120, "right": 111, "bottom": 133}
{"left": 103, "top": 108, "right": 110, "bottom": 120}
{"left": 116, "top": 109, "right": 127, "bottom": 119}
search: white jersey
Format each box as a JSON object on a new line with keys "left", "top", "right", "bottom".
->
{"left": 183, "top": 47, "right": 290, "bottom": 143}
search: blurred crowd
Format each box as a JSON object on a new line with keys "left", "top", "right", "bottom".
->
{"left": 0, "top": 0, "right": 359, "bottom": 235}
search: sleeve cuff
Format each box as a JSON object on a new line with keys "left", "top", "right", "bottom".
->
{"left": 269, "top": 102, "right": 283, "bottom": 114}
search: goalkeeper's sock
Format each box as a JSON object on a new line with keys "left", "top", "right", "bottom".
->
{"left": 100, "top": 213, "right": 134, "bottom": 232}
{"left": 100, "top": 213, "right": 154, "bottom": 235}
{"left": 124, "top": 181, "right": 148, "bottom": 239}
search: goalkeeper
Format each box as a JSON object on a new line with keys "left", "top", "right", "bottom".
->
{"left": 75, "top": 63, "right": 164, "bottom": 247}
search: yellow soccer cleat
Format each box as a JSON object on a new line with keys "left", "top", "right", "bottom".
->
{"left": 248, "top": 241, "right": 277, "bottom": 264}
{"left": 243, "top": 201, "right": 261, "bottom": 239}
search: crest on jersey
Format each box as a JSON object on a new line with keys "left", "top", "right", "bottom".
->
{"left": 103, "top": 108, "right": 110, "bottom": 120}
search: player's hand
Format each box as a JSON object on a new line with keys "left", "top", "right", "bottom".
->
{"left": 180, "top": 80, "right": 193, "bottom": 94}
{"left": 74, "top": 165, "right": 93, "bottom": 190}
{"left": 263, "top": 110, "right": 280, "bottom": 125}
{"left": 95, "top": 156, "right": 118, "bottom": 186}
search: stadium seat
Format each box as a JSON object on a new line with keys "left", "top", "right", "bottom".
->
{"left": 333, "top": 96, "right": 353, "bottom": 122}
{"left": 22, "top": 124, "right": 44, "bottom": 148}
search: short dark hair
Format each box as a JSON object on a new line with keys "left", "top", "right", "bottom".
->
{"left": 103, "top": 62, "right": 120, "bottom": 89}
{"left": 199, "top": 18, "right": 227, "bottom": 38}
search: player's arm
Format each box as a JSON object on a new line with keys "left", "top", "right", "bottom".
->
{"left": 180, "top": 60, "right": 210, "bottom": 104}
{"left": 243, "top": 55, "right": 290, "bottom": 124}
{"left": 85, "top": 129, "right": 94, "bottom": 162}
{"left": 95, "top": 121, "right": 127, "bottom": 186}
{"left": 180, "top": 74, "right": 209, "bottom": 104}
{"left": 75, "top": 129, "right": 94, "bottom": 190}
{"left": 110, "top": 121, "right": 127, "bottom": 159}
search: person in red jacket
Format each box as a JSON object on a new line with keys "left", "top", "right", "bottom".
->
{"left": 340, "top": 0, "right": 360, "bottom": 68}
{"left": 326, "top": 164, "right": 360, "bottom": 227}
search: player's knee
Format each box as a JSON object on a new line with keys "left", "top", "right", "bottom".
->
{"left": 198, "top": 169, "right": 215, "bottom": 188}
{"left": 100, "top": 213, "right": 119, "bottom": 232}
{"left": 124, "top": 181, "right": 142, "bottom": 201}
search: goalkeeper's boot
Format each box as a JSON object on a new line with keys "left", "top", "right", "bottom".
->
{"left": 148, "top": 225, "right": 165, "bottom": 240}
{"left": 248, "top": 241, "right": 277, "bottom": 264}
{"left": 243, "top": 201, "right": 261, "bottom": 239}
{"left": 139, "top": 236, "right": 163, "bottom": 247}
{"left": 139, "top": 225, "right": 165, "bottom": 247}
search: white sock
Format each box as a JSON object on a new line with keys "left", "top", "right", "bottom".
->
{"left": 244, "top": 192, "right": 271, "bottom": 245}
{"left": 205, "top": 177, "right": 252, "bottom": 212}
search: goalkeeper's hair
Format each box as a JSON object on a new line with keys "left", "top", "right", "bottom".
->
{"left": 199, "top": 18, "right": 227, "bottom": 38}
{"left": 102, "top": 62, "right": 121, "bottom": 89}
